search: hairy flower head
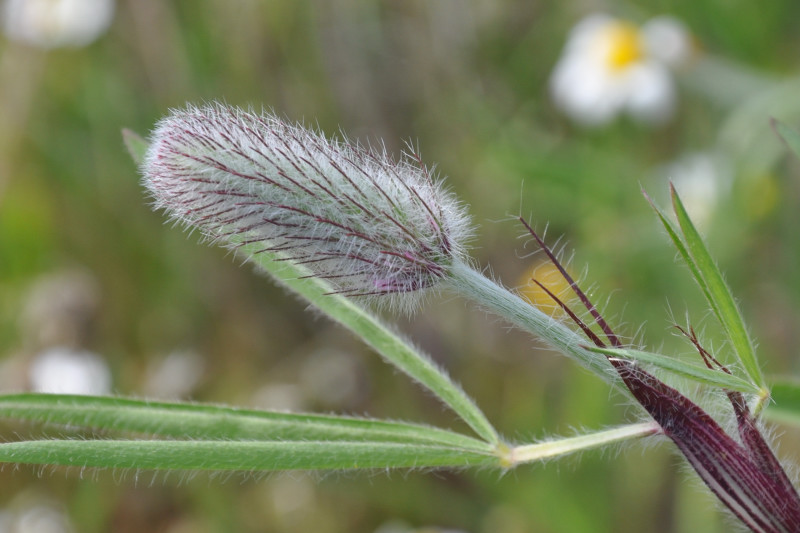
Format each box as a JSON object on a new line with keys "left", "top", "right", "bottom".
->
{"left": 142, "top": 104, "right": 472, "bottom": 311}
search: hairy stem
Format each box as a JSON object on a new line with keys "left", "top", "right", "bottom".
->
{"left": 446, "top": 260, "right": 617, "bottom": 384}
{"left": 505, "top": 422, "right": 660, "bottom": 467}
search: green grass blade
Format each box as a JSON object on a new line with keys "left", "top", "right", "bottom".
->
{"left": 122, "top": 129, "right": 148, "bottom": 165}
{"left": 763, "top": 380, "right": 800, "bottom": 425}
{"left": 0, "top": 394, "right": 492, "bottom": 453}
{"left": 771, "top": 118, "right": 800, "bottom": 161}
{"left": 644, "top": 190, "right": 719, "bottom": 321}
{"left": 670, "top": 186, "right": 765, "bottom": 389}
{"left": 0, "top": 439, "right": 498, "bottom": 472}
{"left": 586, "top": 347, "right": 760, "bottom": 394}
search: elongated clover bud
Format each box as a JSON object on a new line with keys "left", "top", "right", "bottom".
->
{"left": 142, "top": 104, "right": 472, "bottom": 311}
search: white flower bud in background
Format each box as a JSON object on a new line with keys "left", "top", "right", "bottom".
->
{"left": 142, "top": 104, "right": 473, "bottom": 311}
{"left": 1, "top": 0, "right": 115, "bottom": 49}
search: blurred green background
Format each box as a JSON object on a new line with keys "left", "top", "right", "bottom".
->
{"left": 2, "top": 1, "right": 800, "bottom": 532}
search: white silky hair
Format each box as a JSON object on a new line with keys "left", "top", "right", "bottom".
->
{"left": 142, "top": 103, "right": 474, "bottom": 314}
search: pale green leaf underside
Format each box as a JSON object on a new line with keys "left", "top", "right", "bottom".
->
{"left": 587, "top": 347, "right": 760, "bottom": 394}
{"left": 0, "top": 440, "right": 497, "bottom": 471}
{"left": 0, "top": 394, "right": 491, "bottom": 452}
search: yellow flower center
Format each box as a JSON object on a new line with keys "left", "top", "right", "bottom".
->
{"left": 604, "top": 22, "right": 643, "bottom": 71}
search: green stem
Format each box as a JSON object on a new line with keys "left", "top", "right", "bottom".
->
{"left": 447, "top": 261, "right": 617, "bottom": 384}
{"left": 505, "top": 422, "right": 659, "bottom": 467}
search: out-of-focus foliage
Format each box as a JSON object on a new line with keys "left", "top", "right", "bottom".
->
{"left": 1, "top": 1, "right": 800, "bottom": 532}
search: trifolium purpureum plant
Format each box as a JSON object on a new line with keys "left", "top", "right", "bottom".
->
{"left": 0, "top": 103, "right": 799, "bottom": 532}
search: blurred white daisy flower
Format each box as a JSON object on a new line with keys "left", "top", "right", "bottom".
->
{"left": 29, "top": 346, "right": 111, "bottom": 395}
{"left": 1, "top": 0, "right": 115, "bottom": 49}
{"left": 550, "top": 14, "right": 691, "bottom": 126}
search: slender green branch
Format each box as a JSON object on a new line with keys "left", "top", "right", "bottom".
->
{"left": 446, "top": 260, "right": 617, "bottom": 384}
{"left": 505, "top": 422, "right": 660, "bottom": 467}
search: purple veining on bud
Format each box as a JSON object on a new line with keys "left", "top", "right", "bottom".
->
{"left": 141, "top": 104, "right": 472, "bottom": 310}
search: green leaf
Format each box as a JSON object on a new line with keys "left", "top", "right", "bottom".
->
{"left": 645, "top": 189, "right": 765, "bottom": 391}
{"left": 771, "top": 118, "right": 800, "bottom": 161}
{"left": 122, "top": 129, "right": 148, "bottom": 165}
{"left": 585, "top": 347, "right": 760, "bottom": 394}
{"left": 0, "top": 394, "right": 499, "bottom": 472}
{"left": 0, "top": 394, "right": 492, "bottom": 453}
{"left": 763, "top": 380, "right": 800, "bottom": 425}
{"left": 0, "top": 439, "right": 497, "bottom": 472}
{"left": 669, "top": 186, "right": 764, "bottom": 389}
{"left": 0, "top": 395, "right": 658, "bottom": 473}
{"left": 236, "top": 240, "right": 500, "bottom": 445}
{"left": 644, "top": 190, "right": 718, "bottom": 322}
